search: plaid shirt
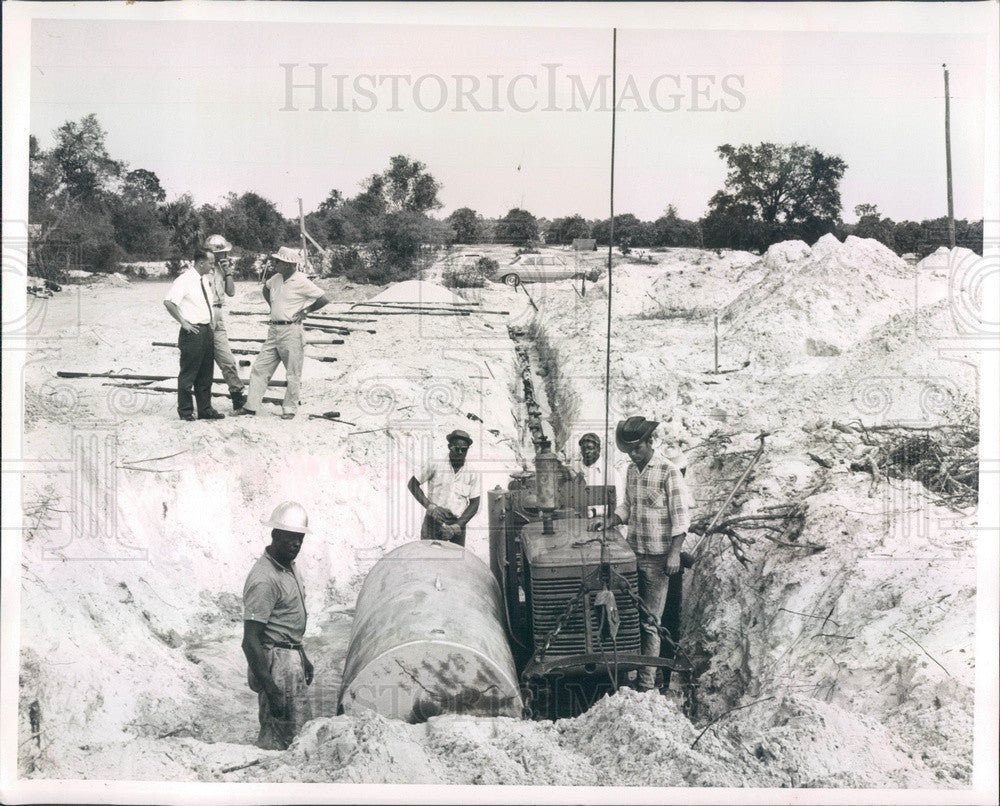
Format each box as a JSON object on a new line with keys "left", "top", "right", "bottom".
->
{"left": 616, "top": 453, "right": 691, "bottom": 555}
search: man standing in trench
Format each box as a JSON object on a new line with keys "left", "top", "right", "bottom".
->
{"left": 590, "top": 416, "right": 691, "bottom": 693}
{"left": 204, "top": 234, "right": 247, "bottom": 411}
{"left": 236, "top": 247, "right": 330, "bottom": 420}
{"left": 408, "top": 429, "right": 481, "bottom": 547}
{"left": 242, "top": 501, "right": 315, "bottom": 750}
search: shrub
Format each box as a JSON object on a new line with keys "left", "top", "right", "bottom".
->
{"left": 232, "top": 252, "right": 263, "bottom": 280}
{"left": 474, "top": 256, "right": 499, "bottom": 279}
{"left": 442, "top": 269, "right": 485, "bottom": 288}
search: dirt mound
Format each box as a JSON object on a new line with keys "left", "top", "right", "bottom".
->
{"left": 240, "top": 687, "right": 937, "bottom": 787}
{"left": 916, "top": 246, "right": 980, "bottom": 277}
{"left": 721, "top": 236, "right": 915, "bottom": 364}
{"left": 795, "top": 299, "right": 979, "bottom": 425}
{"left": 368, "top": 279, "right": 464, "bottom": 305}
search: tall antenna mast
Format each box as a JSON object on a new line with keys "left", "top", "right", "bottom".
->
{"left": 943, "top": 64, "right": 956, "bottom": 249}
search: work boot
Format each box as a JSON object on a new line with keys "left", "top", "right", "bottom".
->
{"left": 179, "top": 413, "right": 196, "bottom": 422}
{"left": 198, "top": 409, "right": 225, "bottom": 420}
{"left": 231, "top": 389, "right": 247, "bottom": 411}
{"left": 234, "top": 408, "right": 256, "bottom": 416}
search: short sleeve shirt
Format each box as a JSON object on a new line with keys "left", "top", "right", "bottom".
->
{"left": 210, "top": 268, "right": 229, "bottom": 308}
{"left": 418, "top": 458, "right": 482, "bottom": 518}
{"left": 266, "top": 271, "right": 325, "bottom": 321}
{"left": 164, "top": 267, "right": 214, "bottom": 325}
{"left": 243, "top": 551, "right": 308, "bottom": 645}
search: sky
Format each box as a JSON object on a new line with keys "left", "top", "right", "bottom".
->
{"left": 28, "top": 15, "right": 990, "bottom": 223}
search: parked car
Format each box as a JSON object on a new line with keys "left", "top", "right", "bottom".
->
{"left": 498, "top": 254, "right": 583, "bottom": 286}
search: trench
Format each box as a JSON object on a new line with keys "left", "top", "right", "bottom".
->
{"left": 508, "top": 314, "right": 749, "bottom": 724}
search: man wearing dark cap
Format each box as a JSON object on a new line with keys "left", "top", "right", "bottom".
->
{"left": 407, "top": 429, "right": 482, "bottom": 547}
{"left": 590, "top": 415, "right": 691, "bottom": 692}
{"left": 572, "top": 432, "right": 605, "bottom": 486}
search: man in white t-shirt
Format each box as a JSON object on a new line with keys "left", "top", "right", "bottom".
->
{"left": 407, "top": 429, "right": 481, "bottom": 547}
{"left": 236, "top": 247, "right": 330, "bottom": 420}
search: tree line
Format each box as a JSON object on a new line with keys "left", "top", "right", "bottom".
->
{"left": 28, "top": 115, "right": 983, "bottom": 282}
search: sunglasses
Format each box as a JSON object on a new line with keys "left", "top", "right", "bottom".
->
{"left": 450, "top": 445, "right": 470, "bottom": 453}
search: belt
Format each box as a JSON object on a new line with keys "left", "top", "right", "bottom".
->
{"left": 267, "top": 641, "right": 303, "bottom": 651}
{"left": 270, "top": 320, "right": 298, "bottom": 325}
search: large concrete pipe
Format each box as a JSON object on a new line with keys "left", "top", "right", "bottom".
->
{"left": 338, "top": 540, "right": 523, "bottom": 723}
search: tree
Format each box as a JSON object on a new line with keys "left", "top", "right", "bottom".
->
{"left": 700, "top": 192, "right": 765, "bottom": 251}
{"left": 547, "top": 214, "right": 591, "bottom": 245}
{"left": 705, "top": 142, "right": 847, "bottom": 250}
{"left": 372, "top": 155, "right": 442, "bottom": 214}
{"left": 160, "top": 194, "right": 202, "bottom": 261}
{"left": 447, "top": 207, "right": 481, "bottom": 244}
{"left": 852, "top": 203, "right": 896, "bottom": 250}
{"left": 50, "top": 114, "right": 123, "bottom": 203}
{"left": 592, "top": 214, "right": 651, "bottom": 247}
{"left": 496, "top": 208, "right": 538, "bottom": 246}
{"left": 309, "top": 156, "right": 446, "bottom": 281}
{"left": 651, "top": 206, "right": 701, "bottom": 248}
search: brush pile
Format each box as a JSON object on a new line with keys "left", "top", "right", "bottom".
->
{"left": 841, "top": 421, "right": 979, "bottom": 508}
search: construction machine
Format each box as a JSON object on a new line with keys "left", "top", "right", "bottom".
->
{"left": 487, "top": 437, "right": 688, "bottom": 716}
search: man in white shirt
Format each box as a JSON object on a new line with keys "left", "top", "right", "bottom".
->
{"left": 570, "top": 432, "right": 604, "bottom": 486}
{"left": 236, "top": 247, "right": 330, "bottom": 420}
{"left": 407, "top": 429, "right": 481, "bottom": 547}
{"left": 204, "top": 235, "right": 247, "bottom": 411}
{"left": 163, "top": 257, "right": 224, "bottom": 421}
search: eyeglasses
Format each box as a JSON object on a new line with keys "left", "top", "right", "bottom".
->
{"left": 450, "top": 445, "right": 470, "bottom": 454}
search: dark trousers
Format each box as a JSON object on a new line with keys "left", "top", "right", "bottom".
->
{"left": 659, "top": 567, "right": 684, "bottom": 686}
{"left": 177, "top": 324, "right": 215, "bottom": 417}
{"left": 420, "top": 512, "right": 466, "bottom": 547}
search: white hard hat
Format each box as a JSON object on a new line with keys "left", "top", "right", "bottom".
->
{"left": 205, "top": 234, "right": 233, "bottom": 253}
{"left": 263, "top": 501, "right": 311, "bottom": 534}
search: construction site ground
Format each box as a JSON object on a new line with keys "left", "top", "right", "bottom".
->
{"left": 18, "top": 239, "right": 980, "bottom": 788}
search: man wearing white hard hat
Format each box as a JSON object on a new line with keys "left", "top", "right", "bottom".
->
{"left": 236, "top": 247, "right": 330, "bottom": 420}
{"left": 204, "top": 235, "right": 247, "bottom": 411}
{"left": 242, "top": 501, "right": 315, "bottom": 750}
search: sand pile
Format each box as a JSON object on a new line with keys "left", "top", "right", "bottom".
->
{"left": 785, "top": 299, "right": 979, "bottom": 425}
{"left": 593, "top": 248, "right": 761, "bottom": 318}
{"left": 916, "top": 245, "right": 979, "bottom": 277}
{"left": 721, "top": 236, "right": 915, "bottom": 363}
{"left": 237, "top": 687, "right": 937, "bottom": 787}
{"left": 367, "top": 279, "right": 464, "bottom": 305}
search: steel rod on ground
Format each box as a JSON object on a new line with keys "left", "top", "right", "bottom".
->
{"left": 151, "top": 342, "right": 337, "bottom": 361}
{"left": 228, "top": 337, "right": 344, "bottom": 345}
{"left": 57, "top": 370, "right": 286, "bottom": 387}
{"left": 229, "top": 311, "right": 378, "bottom": 324}
{"left": 102, "top": 382, "right": 285, "bottom": 406}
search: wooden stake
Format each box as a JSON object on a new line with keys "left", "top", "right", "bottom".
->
{"left": 714, "top": 313, "right": 719, "bottom": 374}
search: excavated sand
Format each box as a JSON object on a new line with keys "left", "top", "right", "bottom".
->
{"left": 17, "top": 241, "right": 981, "bottom": 788}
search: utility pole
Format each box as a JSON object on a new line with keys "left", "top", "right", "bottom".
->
{"left": 298, "top": 197, "right": 311, "bottom": 272}
{"left": 943, "top": 64, "right": 956, "bottom": 249}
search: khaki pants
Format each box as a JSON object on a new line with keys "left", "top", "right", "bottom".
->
{"left": 250, "top": 646, "right": 313, "bottom": 750}
{"left": 211, "top": 312, "right": 244, "bottom": 395}
{"left": 245, "top": 323, "right": 304, "bottom": 415}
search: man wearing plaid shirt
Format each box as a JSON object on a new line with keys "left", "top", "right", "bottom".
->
{"left": 591, "top": 416, "right": 691, "bottom": 692}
